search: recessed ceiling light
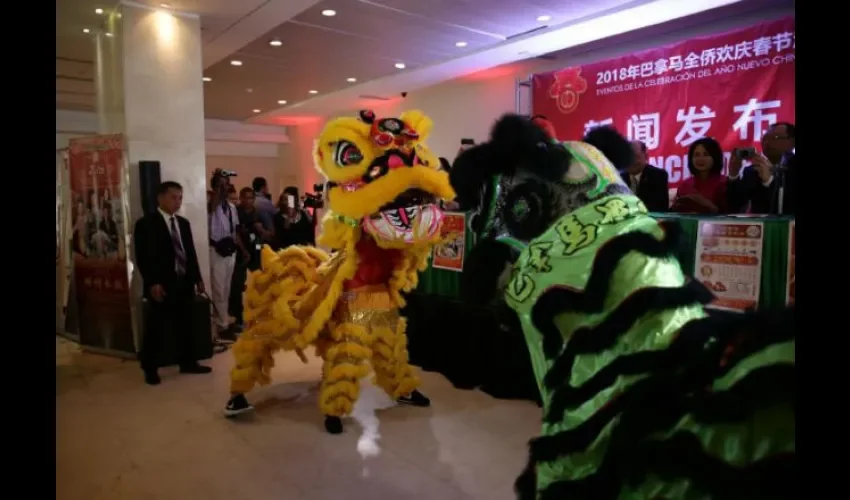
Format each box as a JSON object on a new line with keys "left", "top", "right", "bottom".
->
{"left": 394, "top": 62, "right": 406, "bottom": 69}
{"left": 321, "top": 9, "right": 337, "bottom": 17}
{"left": 346, "top": 77, "right": 357, "bottom": 83}
{"left": 269, "top": 39, "right": 282, "bottom": 47}
{"left": 230, "top": 60, "right": 242, "bottom": 66}
{"left": 246, "top": 88, "right": 253, "bottom": 93}
{"left": 253, "top": 109, "right": 261, "bottom": 113}
{"left": 455, "top": 41, "right": 467, "bottom": 48}
{"left": 308, "top": 90, "right": 318, "bottom": 94}
{"left": 203, "top": 77, "right": 212, "bottom": 82}
{"left": 105, "top": 32, "right": 114, "bottom": 37}
{"left": 160, "top": 3, "right": 171, "bottom": 8}
{"left": 536, "top": 15, "right": 551, "bottom": 22}
{"left": 277, "top": 100, "right": 287, "bottom": 105}
{"left": 83, "top": 28, "right": 91, "bottom": 34}
{"left": 95, "top": 8, "right": 104, "bottom": 14}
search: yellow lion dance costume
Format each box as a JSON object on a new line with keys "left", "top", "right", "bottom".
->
{"left": 223, "top": 109, "right": 455, "bottom": 434}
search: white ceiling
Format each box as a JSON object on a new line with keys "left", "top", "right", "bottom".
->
{"left": 56, "top": 0, "right": 786, "bottom": 124}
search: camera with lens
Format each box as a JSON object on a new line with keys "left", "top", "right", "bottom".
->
{"left": 302, "top": 183, "right": 325, "bottom": 210}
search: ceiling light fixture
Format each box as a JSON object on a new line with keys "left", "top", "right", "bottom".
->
{"left": 160, "top": 3, "right": 171, "bottom": 8}
{"left": 246, "top": 88, "right": 253, "bottom": 93}
{"left": 536, "top": 15, "right": 552, "bottom": 22}
{"left": 455, "top": 41, "right": 467, "bottom": 47}
{"left": 95, "top": 8, "right": 104, "bottom": 14}
{"left": 269, "top": 39, "right": 282, "bottom": 47}
{"left": 346, "top": 77, "right": 357, "bottom": 83}
{"left": 277, "top": 100, "right": 287, "bottom": 105}
{"left": 321, "top": 9, "right": 337, "bottom": 17}
{"left": 253, "top": 109, "right": 261, "bottom": 113}
{"left": 308, "top": 90, "right": 318, "bottom": 94}
{"left": 230, "top": 60, "right": 243, "bottom": 66}
{"left": 105, "top": 32, "right": 114, "bottom": 37}
{"left": 394, "top": 62, "right": 406, "bottom": 69}
{"left": 203, "top": 77, "right": 212, "bottom": 82}
{"left": 83, "top": 28, "right": 91, "bottom": 34}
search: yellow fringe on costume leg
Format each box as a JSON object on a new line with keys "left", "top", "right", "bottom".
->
{"left": 318, "top": 322, "right": 374, "bottom": 417}
{"left": 372, "top": 316, "right": 420, "bottom": 399}
{"left": 229, "top": 333, "right": 279, "bottom": 394}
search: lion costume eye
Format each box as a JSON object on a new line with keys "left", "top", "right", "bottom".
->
{"left": 333, "top": 141, "right": 363, "bottom": 167}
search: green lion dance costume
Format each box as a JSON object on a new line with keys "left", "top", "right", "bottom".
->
{"left": 450, "top": 115, "right": 795, "bottom": 499}
{"left": 224, "top": 109, "right": 455, "bottom": 435}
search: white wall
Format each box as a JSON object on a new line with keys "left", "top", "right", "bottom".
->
{"left": 354, "top": 5, "right": 793, "bottom": 164}
{"left": 57, "top": 109, "right": 297, "bottom": 198}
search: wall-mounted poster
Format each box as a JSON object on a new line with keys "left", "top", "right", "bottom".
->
{"left": 68, "top": 134, "right": 135, "bottom": 354}
{"left": 431, "top": 212, "right": 466, "bottom": 272}
{"left": 695, "top": 221, "right": 764, "bottom": 312}
{"left": 786, "top": 220, "right": 795, "bottom": 306}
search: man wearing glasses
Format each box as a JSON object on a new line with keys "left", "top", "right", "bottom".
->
{"left": 727, "top": 122, "right": 796, "bottom": 215}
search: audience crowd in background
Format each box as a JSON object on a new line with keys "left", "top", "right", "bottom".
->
{"left": 624, "top": 121, "right": 796, "bottom": 216}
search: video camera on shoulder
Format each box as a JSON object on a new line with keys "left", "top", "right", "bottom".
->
{"left": 303, "top": 182, "right": 325, "bottom": 209}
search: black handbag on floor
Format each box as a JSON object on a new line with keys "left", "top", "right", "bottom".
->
{"left": 142, "top": 295, "right": 213, "bottom": 367}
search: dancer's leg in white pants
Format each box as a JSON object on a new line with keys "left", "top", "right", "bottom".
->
{"left": 209, "top": 249, "right": 236, "bottom": 331}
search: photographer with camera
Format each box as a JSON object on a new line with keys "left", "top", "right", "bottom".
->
{"left": 727, "top": 122, "right": 796, "bottom": 215}
{"left": 272, "top": 186, "right": 315, "bottom": 250}
{"left": 208, "top": 169, "right": 245, "bottom": 341}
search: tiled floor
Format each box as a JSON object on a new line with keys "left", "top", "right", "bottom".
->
{"left": 57, "top": 337, "right": 541, "bottom": 500}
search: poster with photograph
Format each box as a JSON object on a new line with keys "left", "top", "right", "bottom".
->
{"left": 68, "top": 134, "right": 134, "bottom": 354}
{"left": 695, "top": 221, "right": 764, "bottom": 312}
{"left": 431, "top": 212, "right": 466, "bottom": 272}
{"left": 786, "top": 220, "right": 795, "bottom": 306}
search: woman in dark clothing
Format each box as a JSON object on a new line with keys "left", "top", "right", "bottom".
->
{"left": 272, "top": 186, "right": 315, "bottom": 249}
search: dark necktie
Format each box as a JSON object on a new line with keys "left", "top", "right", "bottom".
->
{"left": 170, "top": 216, "right": 187, "bottom": 276}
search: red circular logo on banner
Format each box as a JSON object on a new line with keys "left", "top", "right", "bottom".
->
{"left": 548, "top": 67, "right": 588, "bottom": 114}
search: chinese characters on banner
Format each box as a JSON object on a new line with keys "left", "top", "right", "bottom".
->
{"left": 432, "top": 212, "right": 466, "bottom": 272}
{"left": 695, "top": 221, "right": 764, "bottom": 312}
{"left": 786, "top": 220, "right": 795, "bottom": 306}
{"left": 68, "top": 134, "right": 135, "bottom": 354}
{"left": 532, "top": 17, "right": 795, "bottom": 190}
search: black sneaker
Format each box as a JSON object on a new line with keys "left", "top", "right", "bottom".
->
{"left": 324, "top": 415, "right": 343, "bottom": 434}
{"left": 224, "top": 394, "right": 254, "bottom": 418}
{"left": 397, "top": 390, "right": 431, "bottom": 407}
{"left": 144, "top": 370, "right": 161, "bottom": 386}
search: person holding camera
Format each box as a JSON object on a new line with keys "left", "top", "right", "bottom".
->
{"left": 208, "top": 169, "right": 244, "bottom": 340}
{"left": 727, "top": 122, "right": 796, "bottom": 215}
{"left": 272, "top": 186, "right": 315, "bottom": 250}
{"left": 671, "top": 137, "right": 729, "bottom": 214}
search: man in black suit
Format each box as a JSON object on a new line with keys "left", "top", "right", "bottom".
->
{"left": 727, "top": 122, "right": 796, "bottom": 215}
{"left": 134, "top": 181, "right": 211, "bottom": 385}
{"left": 624, "top": 141, "right": 669, "bottom": 212}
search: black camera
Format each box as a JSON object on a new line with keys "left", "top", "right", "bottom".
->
{"left": 303, "top": 184, "right": 325, "bottom": 210}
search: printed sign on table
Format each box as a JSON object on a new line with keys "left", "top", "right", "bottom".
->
{"left": 695, "top": 221, "right": 764, "bottom": 312}
{"left": 532, "top": 17, "right": 795, "bottom": 190}
{"left": 432, "top": 212, "right": 466, "bottom": 272}
{"left": 68, "top": 134, "right": 135, "bottom": 354}
{"left": 786, "top": 220, "right": 795, "bottom": 305}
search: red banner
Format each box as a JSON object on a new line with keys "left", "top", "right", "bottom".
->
{"left": 532, "top": 17, "right": 795, "bottom": 189}
{"left": 68, "top": 135, "right": 135, "bottom": 354}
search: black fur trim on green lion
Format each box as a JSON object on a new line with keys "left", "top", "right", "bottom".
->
{"left": 541, "top": 280, "right": 714, "bottom": 424}
{"left": 541, "top": 433, "right": 796, "bottom": 500}
{"left": 534, "top": 363, "right": 795, "bottom": 498}
{"left": 533, "top": 221, "right": 682, "bottom": 359}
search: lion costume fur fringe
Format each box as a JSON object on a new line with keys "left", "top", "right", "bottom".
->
{"left": 229, "top": 109, "right": 455, "bottom": 418}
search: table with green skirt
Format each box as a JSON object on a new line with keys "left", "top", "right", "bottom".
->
{"left": 652, "top": 213, "right": 793, "bottom": 311}
{"left": 415, "top": 212, "right": 794, "bottom": 309}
